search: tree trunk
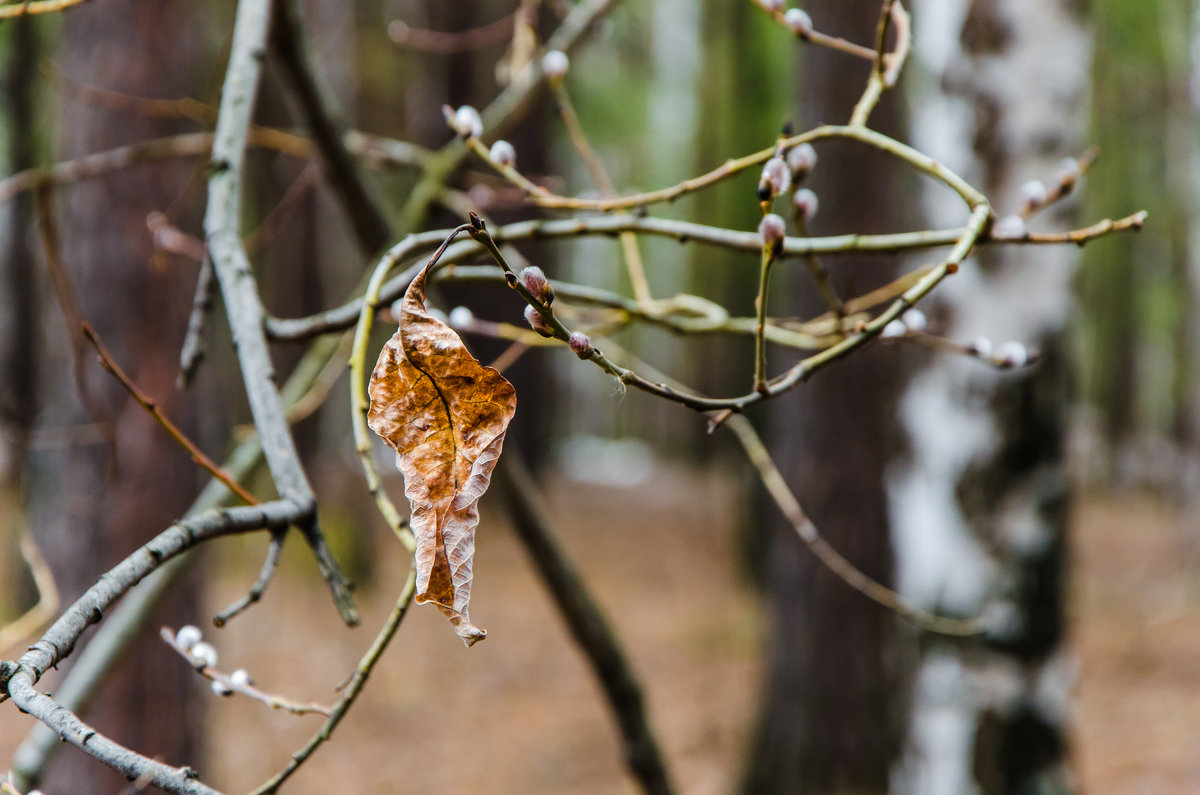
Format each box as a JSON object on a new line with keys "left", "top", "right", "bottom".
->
{"left": 891, "top": 1, "right": 1089, "bottom": 792}
{"left": 27, "top": 2, "right": 217, "bottom": 788}
{"left": 744, "top": 5, "right": 911, "bottom": 792}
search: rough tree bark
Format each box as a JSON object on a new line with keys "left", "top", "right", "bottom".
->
{"left": 890, "top": 1, "right": 1088, "bottom": 792}
{"left": 743, "top": 4, "right": 912, "bottom": 792}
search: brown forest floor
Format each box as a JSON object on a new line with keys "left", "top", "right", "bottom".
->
{"left": 2, "top": 476, "right": 1199, "bottom": 793}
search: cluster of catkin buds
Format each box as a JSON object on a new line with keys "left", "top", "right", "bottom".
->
{"left": 881, "top": 308, "right": 927, "bottom": 339}
{"left": 173, "top": 625, "right": 253, "bottom": 698}
{"left": 519, "top": 266, "right": 557, "bottom": 337}
{"left": 759, "top": 137, "right": 820, "bottom": 235}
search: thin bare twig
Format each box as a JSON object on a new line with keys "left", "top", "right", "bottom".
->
{"left": 396, "top": 0, "right": 623, "bottom": 234}
{"left": 9, "top": 334, "right": 347, "bottom": 788}
{"left": 0, "top": 0, "right": 87, "bottom": 19}
{"left": 543, "top": 76, "right": 655, "bottom": 306}
{"left": 725, "top": 415, "right": 984, "bottom": 635}
{"left": 212, "top": 531, "right": 285, "bottom": 626}
{"left": 160, "top": 626, "right": 330, "bottom": 715}
{"left": 34, "top": 186, "right": 116, "bottom": 449}
{"left": 81, "top": 323, "right": 258, "bottom": 506}
{"left": 270, "top": 0, "right": 392, "bottom": 254}
{"left": 0, "top": 508, "right": 59, "bottom": 654}
{"left": 3, "top": 499, "right": 307, "bottom": 795}
{"left": 387, "top": 13, "right": 515, "bottom": 54}
{"left": 177, "top": 256, "right": 216, "bottom": 388}
{"left": 249, "top": 568, "right": 418, "bottom": 795}
{"left": 748, "top": 0, "right": 879, "bottom": 61}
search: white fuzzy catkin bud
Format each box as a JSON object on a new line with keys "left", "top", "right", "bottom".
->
{"left": 758, "top": 213, "right": 787, "bottom": 248}
{"left": 881, "top": 319, "right": 907, "bottom": 339}
{"left": 175, "top": 625, "right": 203, "bottom": 651}
{"left": 900, "top": 308, "right": 927, "bottom": 332}
{"left": 784, "top": 8, "right": 813, "bottom": 36}
{"left": 190, "top": 642, "right": 218, "bottom": 669}
{"left": 489, "top": 139, "right": 517, "bottom": 167}
{"left": 520, "top": 266, "right": 555, "bottom": 305}
{"left": 760, "top": 157, "right": 791, "bottom": 197}
{"left": 542, "top": 50, "right": 569, "bottom": 79}
{"left": 1056, "top": 157, "right": 1081, "bottom": 183}
{"left": 230, "top": 668, "right": 253, "bottom": 688}
{"left": 992, "top": 214, "right": 1027, "bottom": 238}
{"left": 451, "top": 105, "right": 483, "bottom": 138}
{"left": 996, "top": 341, "right": 1029, "bottom": 368}
{"left": 211, "top": 680, "right": 233, "bottom": 697}
{"left": 787, "top": 142, "right": 817, "bottom": 179}
{"left": 1020, "top": 179, "right": 1048, "bottom": 209}
{"left": 448, "top": 306, "right": 474, "bottom": 329}
{"left": 793, "top": 188, "right": 819, "bottom": 224}
{"left": 968, "top": 337, "right": 993, "bottom": 358}
{"left": 568, "top": 331, "right": 594, "bottom": 359}
{"left": 524, "top": 305, "right": 554, "bottom": 337}
{"left": 763, "top": 0, "right": 786, "bottom": 10}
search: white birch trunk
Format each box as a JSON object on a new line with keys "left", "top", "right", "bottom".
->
{"left": 891, "top": 1, "right": 1091, "bottom": 792}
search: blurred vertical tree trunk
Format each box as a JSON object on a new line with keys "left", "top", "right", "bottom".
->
{"left": 26, "top": 2, "right": 218, "bottom": 788}
{"left": 743, "top": 5, "right": 911, "bottom": 792}
{"left": 890, "top": 1, "right": 1088, "bottom": 792}
{"left": 0, "top": 17, "right": 40, "bottom": 621}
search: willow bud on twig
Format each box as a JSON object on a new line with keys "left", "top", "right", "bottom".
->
{"left": 793, "top": 188, "right": 819, "bottom": 224}
{"left": 190, "top": 642, "right": 218, "bottom": 669}
{"left": 175, "top": 625, "right": 202, "bottom": 652}
{"left": 450, "top": 105, "right": 483, "bottom": 139}
{"left": 900, "top": 308, "right": 927, "bottom": 332}
{"left": 448, "top": 306, "right": 474, "bottom": 329}
{"left": 1020, "top": 179, "right": 1048, "bottom": 210}
{"left": 992, "top": 214, "right": 1027, "bottom": 238}
{"left": 489, "top": 139, "right": 517, "bottom": 167}
{"left": 519, "top": 266, "right": 555, "bottom": 305}
{"left": 759, "top": 213, "right": 787, "bottom": 253}
{"left": 542, "top": 49, "right": 570, "bottom": 79}
{"left": 758, "top": 157, "right": 791, "bottom": 200}
{"left": 568, "top": 331, "right": 594, "bottom": 359}
{"left": 524, "top": 305, "right": 555, "bottom": 337}
{"left": 787, "top": 142, "right": 817, "bottom": 180}
{"left": 996, "top": 341, "right": 1029, "bottom": 368}
{"left": 784, "top": 8, "right": 813, "bottom": 36}
{"left": 967, "top": 337, "right": 993, "bottom": 357}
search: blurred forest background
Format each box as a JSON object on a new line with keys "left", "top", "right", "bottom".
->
{"left": 0, "top": 0, "right": 1196, "bottom": 793}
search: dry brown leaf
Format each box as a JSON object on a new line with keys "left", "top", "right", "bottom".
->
{"left": 367, "top": 263, "right": 517, "bottom": 646}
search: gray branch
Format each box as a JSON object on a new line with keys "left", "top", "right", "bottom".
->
{"left": 263, "top": 216, "right": 970, "bottom": 341}
{"left": 1, "top": 500, "right": 304, "bottom": 794}
{"left": 202, "top": 0, "right": 355, "bottom": 623}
